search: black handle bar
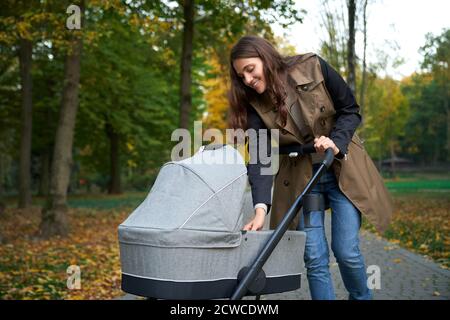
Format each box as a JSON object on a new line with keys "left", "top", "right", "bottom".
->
{"left": 231, "top": 147, "right": 335, "bottom": 299}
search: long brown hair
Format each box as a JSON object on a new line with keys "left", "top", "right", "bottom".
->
{"left": 228, "top": 35, "right": 300, "bottom": 130}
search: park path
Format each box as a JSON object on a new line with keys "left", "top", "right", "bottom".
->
{"left": 255, "top": 212, "right": 449, "bottom": 300}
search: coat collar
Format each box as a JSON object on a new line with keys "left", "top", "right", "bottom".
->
{"left": 249, "top": 53, "right": 317, "bottom": 111}
{"left": 249, "top": 85, "right": 302, "bottom": 142}
{"left": 249, "top": 69, "right": 300, "bottom": 114}
{"left": 248, "top": 75, "right": 306, "bottom": 132}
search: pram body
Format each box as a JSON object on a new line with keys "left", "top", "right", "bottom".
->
{"left": 118, "top": 144, "right": 306, "bottom": 299}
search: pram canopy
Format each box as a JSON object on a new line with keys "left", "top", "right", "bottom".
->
{"left": 119, "top": 144, "right": 248, "bottom": 249}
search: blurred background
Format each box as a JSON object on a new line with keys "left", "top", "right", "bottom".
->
{"left": 0, "top": 0, "right": 448, "bottom": 299}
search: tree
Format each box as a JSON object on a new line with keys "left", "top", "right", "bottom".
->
{"left": 18, "top": 36, "right": 33, "bottom": 208}
{"left": 40, "top": 1, "right": 84, "bottom": 237}
{"left": 420, "top": 29, "right": 450, "bottom": 162}
{"left": 401, "top": 73, "right": 447, "bottom": 165}
{"left": 364, "top": 76, "right": 409, "bottom": 174}
{"left": 358, "top": 0, "right": 368, "bottom": 129}
{"left": 318, "top": 0, "right": 348, "bottom": 73}
{"left": 346, "top": 0, "right": 356, "bottom": 93}
{"left": 202, "top": 52, "right": 228, "bottom": 132}
{"left": 0, "top": 1, "right": 42, "bottom": 208}
{"left": 0, "top": 28, "right": 20, "bottom": 218}
{"left": 179, "top": 0, "right": 194, "bottom": 130}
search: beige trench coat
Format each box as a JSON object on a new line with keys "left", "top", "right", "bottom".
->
{"left": 249, "top": 53, "right": 393, "bottom": 233}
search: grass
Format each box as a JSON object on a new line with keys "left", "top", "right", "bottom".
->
{"left": 383, "top": 171, "right": 450, "bottom": 194}
{"left": 385, "top": 179, "right": 450, "bottom": 195}
{"left": 4, "top": 192, "right": 148, "bottom": 210}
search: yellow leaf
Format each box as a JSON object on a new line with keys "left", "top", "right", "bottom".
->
{"left": 37, "top": 278, "right": 47, "bottom": 284}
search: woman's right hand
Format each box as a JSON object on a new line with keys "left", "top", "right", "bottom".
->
{"left": 242, "top": 208, "right": 266, "bottom": 231}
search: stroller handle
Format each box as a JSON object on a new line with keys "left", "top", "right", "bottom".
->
{"left": 279, "top": 143, "right": 334, "bottom": 169}
{"left": 231, "top": 147, "right": 334, "bottom": 300}
{"left": 322, "top": 147, "right": 335, "bottom": 169}
{"left": 278, "top": 142, "right": 315, "bottom": 157}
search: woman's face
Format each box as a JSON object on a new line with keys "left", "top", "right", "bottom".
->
{"left": 233, "top": 57, "right": 267, "bottom": 94}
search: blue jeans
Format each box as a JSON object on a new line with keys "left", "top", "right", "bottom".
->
{"left": 296, "top": 163, "right": 372, "bottom": 300}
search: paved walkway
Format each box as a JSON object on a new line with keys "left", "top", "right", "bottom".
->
{"left": 119, "top": 191, "right": 449, "bottom": 300}
{"left": 256, "top": 214, "right": 449, "bottom": 300}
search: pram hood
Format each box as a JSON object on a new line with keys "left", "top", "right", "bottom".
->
{"left": 118, "top": 144, "right": 248, "bottom": 249}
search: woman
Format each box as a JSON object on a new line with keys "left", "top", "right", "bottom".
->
{"left": 228, "top": 35, "right": 393, "bottom": 300}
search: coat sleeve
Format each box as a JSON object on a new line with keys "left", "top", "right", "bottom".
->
{"left": 247, "top": 106, "right": 273, "bottom": 214}
{"left": 318, "top": 56, "right": 362, "bottom": 158}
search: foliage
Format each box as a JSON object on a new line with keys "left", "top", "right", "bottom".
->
{"left": 400, "top": 74, "right": 448, "bottom": 163}
{"left": 0, "top": 206, "right": 129, "bottom": 299}
{"left": 362, "top": 194, "right": 449, "bottom": 269}
{"left": 361, "top": 76, "right": 410, "bottom": 160}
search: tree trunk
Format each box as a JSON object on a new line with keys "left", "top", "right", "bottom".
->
{"left": 0, "top": 154, "right": 5, "bottom": 218}
{"left": 346, "top": 0, "right": 356, "bottom": 94}
{"left": 106, "top": 123, "right": 121, "bottom": 194}
{"left": 445, "top": 79, "right": 449, "bottom": 163}
{"left": 390, "top": 143, "right": 396, "bottom": 179}
{"left": 179, "top": 0, "right": 194, "bottom": 129}
{"left": 359, "top": 0, "right": 368, "bottom": 133}
{"left": 38, "top": 149, "right": 50, "bottom": 196}
{"left": 18, "top": 38, "right": 33, "bottom": 208}
{"left": 0, "top": 155, "right": 3, "bottom": 198}
{"left": 433, "top": 140, "right": 440, "bottom": 165}
{"left": 40, "top": 36, "right": 82, "bottom": 238}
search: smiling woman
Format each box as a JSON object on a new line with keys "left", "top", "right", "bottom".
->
{"left": 232, "top": 57, "right": 267, "bottom": 94}
{"left": 227, "top": 35, "right": 394, "bottom": 300}
{"left": 228, "top": 35, "right": 296, "bottom": 130}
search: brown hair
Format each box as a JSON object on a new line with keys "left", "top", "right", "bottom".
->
{"left": 228, "top": 35, "right": 300, "bottom": 130}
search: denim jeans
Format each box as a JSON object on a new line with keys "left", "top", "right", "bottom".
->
{"left": 296, "top": 163, "right": 372, "bottom": 300}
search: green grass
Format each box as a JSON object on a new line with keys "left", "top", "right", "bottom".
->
{"left": 4, "top": 192, "right": 147, "bottom": 210}
{"left": 383, "top": 170, "right": 450, "bottom": 196}
{"left": 66, "top": 193, "right": 146, "bottom": 209}
{"left": 386, "top": 179, "right": 450, "bottom": 193}
{"left": 381, "top": 171, "right": 450, "bottom": 180}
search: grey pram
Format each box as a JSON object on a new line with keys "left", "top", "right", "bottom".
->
{"left": 118, "top": 144, "right": 307, "bottom": 299}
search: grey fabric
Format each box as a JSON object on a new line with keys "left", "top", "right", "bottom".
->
{"left": 119, "top": 145, "right": 248, "bottom": 248}
{"left": 120, "top": 230, "right": 306, "bottom": 281}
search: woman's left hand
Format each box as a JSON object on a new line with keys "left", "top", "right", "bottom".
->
{"left": 314, "top": 136, "right": 340, "bottom": 156}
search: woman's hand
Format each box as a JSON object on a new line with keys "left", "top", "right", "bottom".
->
{"left": 314, "top": 136, "right": 340, "bottom": 156}
{"left": 243, "top": 208, "right": 266, "bottom": 231}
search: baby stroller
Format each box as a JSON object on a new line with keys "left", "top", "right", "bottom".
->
{"left": 118, "top": 143, "right": 334, "bottom": 300}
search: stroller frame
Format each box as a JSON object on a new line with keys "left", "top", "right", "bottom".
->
{"left": 231, "top": 146, "right": 334, "bottom": 300}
